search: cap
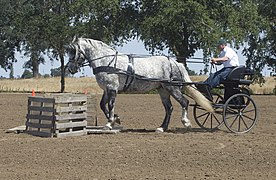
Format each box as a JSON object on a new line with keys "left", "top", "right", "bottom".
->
{"left": 217, "top": 39, "right": 227, "bottom": 46}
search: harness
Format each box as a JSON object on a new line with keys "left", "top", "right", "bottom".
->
{"left": 85, "top": 52, "right": 136, "bottom": 91}
{"left": 73, "top": 47, "right": 185, "bottom": 91}
{"left": 123, "top": 55, "right": 135, "bottom": 91}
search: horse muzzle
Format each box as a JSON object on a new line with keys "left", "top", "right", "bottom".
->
{"left": 67, "top": 63, "right": 79, "bottom": 74}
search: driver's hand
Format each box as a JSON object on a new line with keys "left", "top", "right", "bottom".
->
{"left": 210, "top": 58, "right": 216, "bottom": 64}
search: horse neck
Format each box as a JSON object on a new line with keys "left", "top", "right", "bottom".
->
{"left": 82, "top": 40, "right": 117, "bottom": 68}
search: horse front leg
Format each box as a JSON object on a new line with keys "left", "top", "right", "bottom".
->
{"left": 100, "top": 91, "right": 109, "bottom": 119}
{"left": 104, "top": 89, "right": 119, "bottom": 129}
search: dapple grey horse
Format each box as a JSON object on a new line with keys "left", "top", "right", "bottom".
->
{"left": 67, "top": 37, "right": 213, "bottom": 132}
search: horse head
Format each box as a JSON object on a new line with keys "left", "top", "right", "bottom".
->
{"left": 66, "top": 39, "right": 86, "bottom": 74}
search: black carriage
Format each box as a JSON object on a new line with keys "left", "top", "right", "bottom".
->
{"left": 192, "top": 66, "right": 258, "bottom": 133}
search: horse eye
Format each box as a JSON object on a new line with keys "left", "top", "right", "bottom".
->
{"left": 69, "top": 54, "right": 75, "bottom": 61}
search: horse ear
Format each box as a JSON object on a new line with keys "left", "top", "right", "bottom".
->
{"left": 72, "top": 35, "right": 78, "bottom": 43}
{"left": 64, "top": 44, "right": 75, "bottom": 53}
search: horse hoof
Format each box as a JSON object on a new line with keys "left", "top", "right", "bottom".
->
{"left": 156, "top": 127, "right": 164, "bottom": 133}
{"left": 114, "top": 115, "right": 121, "bottom": 125}
{"left": 184, "top": 123, "right": 192, "bottom": 129}
{"left": 104, "top": 122, "right": 113, "bottom": 130}
{"left": 181, "top": 120, "right": 192, "bottom": 129}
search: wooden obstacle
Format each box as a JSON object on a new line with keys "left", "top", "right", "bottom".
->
{"left": 86, "top": 94, "right": 98, "bottom": 126}
{"left": 25, "top": 93, "right": 88, "bottom": 138}
{"left": 87, "top": 125, "right": 123, "bottom": 134}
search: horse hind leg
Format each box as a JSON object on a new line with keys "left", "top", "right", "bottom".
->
{"left": 181, "top": 108, "right": 191, "bottom": 128}
{"left": 166, "top": 86, "right": 192, "bottom": 129}
{"left": 156, "top": 88, "right": 173, "bottom": 133}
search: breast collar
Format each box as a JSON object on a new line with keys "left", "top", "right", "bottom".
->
{"left": 93, "top": 54, "right": 136, "bottom": 91}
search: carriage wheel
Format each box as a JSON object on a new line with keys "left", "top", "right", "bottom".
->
{"left": 223, "top": 93, "right": 258, "bottom": 133}
{"left": 193, "top": 93, "right": 224, "bottom": 131}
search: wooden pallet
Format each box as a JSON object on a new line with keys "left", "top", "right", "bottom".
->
{"left": 86, "top": 94, "right": 98, "bottom": 126}
{"left": 87, "top": 125, "right": 123, "bottom": 134}
{"left": 25, "top": 93, "right": 88, "bottom": 138}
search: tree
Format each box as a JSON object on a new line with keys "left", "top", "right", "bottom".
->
{"left": 0, "top": 0, "right": 21, "bottom": 75}
{"left": 15, "top": 0, "right": 49, "bottom": 78}
{"left": 13, "top": 0, "right": 78, "bottom": 91}
{"left": 243, "top": 0, "right": 276, "bottom": 81}
{"left": 14, "top": 0, "right": 136, "bottom": 92}
{"left": 136, "top": 0, "right": 264, "bottom": 69}
{"left": 21, "top": 69, "right": 33, "bottom": 79}
{"left": 50, "top": 67, "right": 70, "bottom": 77}
{"left": 1, "top": 0, "right": 274, "bottom": 86}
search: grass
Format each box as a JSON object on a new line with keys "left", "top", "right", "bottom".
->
{"left": 0, "top": 77, "right": 102, "bottom": 94}
{"left": 0, "top": 76, "right": 275, "bottom": 95}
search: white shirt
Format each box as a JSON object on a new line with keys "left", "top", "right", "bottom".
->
{"left": 219, "top": 46, "right": 239, "bottom": 67}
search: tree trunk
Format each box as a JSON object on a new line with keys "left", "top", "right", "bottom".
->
{"left": 172, "top": 26, "right": 189, "bottom": 67}
{"left": 59, "top": 52, "right": 65, "bottom": 92}
{"left": 31, "top": 52, "right": 40, "bottom": 78}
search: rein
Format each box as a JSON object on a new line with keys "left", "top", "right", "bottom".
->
{"left": 77, "top": 49, "right": 136, "bottom": 91}
{"left": 80, "top": 52, "right": 118, "bottom": 67}
{"left": 70, "top": 44, "right": 203, "bottom": 90}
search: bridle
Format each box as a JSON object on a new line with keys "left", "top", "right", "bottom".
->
{"left": 68, "top": 43, "right": 118, "bottom": 70}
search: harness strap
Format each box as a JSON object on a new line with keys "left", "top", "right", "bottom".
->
{"left": 93, "top": 66, "right": 121, "bottom": 75}
{"left": 92, "top": 55, "right": 136, "bottom": 92}
{"left": 123, "top": 55, "right": 135, "bottom": 91}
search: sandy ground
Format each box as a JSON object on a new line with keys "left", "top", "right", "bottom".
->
{"left": 0, "top": 93, "right": 275, "bottom": 179}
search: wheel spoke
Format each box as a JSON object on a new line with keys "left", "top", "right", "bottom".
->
{"left": 214, "top": 97, "right": 221, "bottom": 103}
{"left": 210, "top": 114, "right": 213, "bottom": 127}
{"left": 225, "top": 107, "right": 238, "bottom": 114}
{"left": 196, "top": 106, "right": 208, "bottom": 111}
{"left": 194, "top": 93, "right": 224, "bottom": 130}
{"left": 196, "top": 112, "right": 209, "bottom": 119}
{"left": 240, "top": 116, "right": 249, "bottom": 129}
{"left": 212, "top": 114, "right": 221, "bottom": 124}
{"left": 228, "top": 114, "right": 239, "bottom": 129}
{"left": 202, "top": 113, "right": 211, "bottom": 126}
{"left": 241, "top": 114, "right": 255, "bottom": 122}
{"left": 242, "top": 109, "right": 255, "bottom": 114}
{"left": 225, "top": 113, "right": 238, "bottom": 119}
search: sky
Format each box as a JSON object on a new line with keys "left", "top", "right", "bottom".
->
{"left": 0, "top": 39, "right": 272, "bottom": 78}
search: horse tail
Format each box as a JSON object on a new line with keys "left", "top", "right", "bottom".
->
{"left": 180, "top": 65, "right": 214, "bottom": 113}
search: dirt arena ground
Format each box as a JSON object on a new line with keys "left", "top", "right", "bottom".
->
{"left": 0, "top": 93, "right": 275, "bottom": 179}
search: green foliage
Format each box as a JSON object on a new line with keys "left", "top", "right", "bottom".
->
{"left": 186, "top": 67, "right": 197, "bottom": 76}
{"left": 0, "top": 0, "right": 21, "bottom": 71}
{"left": 21, "top": 70, "right": 33, "bottom": 79}
{"left": 243, "top": 0, "right": 276, "bottom": 81}
{"left": 138, "top": 0, "right": 218, "bottom": 61}
{"left": 211, "top": 88, "right": 223, "bottom": 96}
{"left": 43, "top": 74, "right": 51, "bottom": 78}
{"left": 11, "top": 0, "right": 137, "bottom": 91}
{"left": 50, "top": 67, "right": 70, "bottom": 77}
{"left": 0, "top": 0, "right": 274, "bottom": 88}
{"left": 137, "top": 0, "right": 266, "bottom": 67}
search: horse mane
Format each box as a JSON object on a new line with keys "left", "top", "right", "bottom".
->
{"left": 77, "top": 38, "right": 117, "bottom": 53}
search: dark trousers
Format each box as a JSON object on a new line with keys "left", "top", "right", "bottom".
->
{"left": 204, "top": 67, "right": 234, "bottom": 88}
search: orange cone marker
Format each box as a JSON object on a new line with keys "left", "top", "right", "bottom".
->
{"left": 31, "top": 89, "right": 36, "bottom": 96}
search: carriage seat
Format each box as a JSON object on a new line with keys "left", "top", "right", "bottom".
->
{"left": 224, "top": 66, "right": 253, "bottom": 85}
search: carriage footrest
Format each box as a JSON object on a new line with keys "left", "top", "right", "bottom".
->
{"left": 239, "top": 79, "right": 252, "bottom": 85}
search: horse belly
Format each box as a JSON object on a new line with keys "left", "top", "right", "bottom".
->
{"left": 119, "top": 79, "right": 161, "bottom": 93}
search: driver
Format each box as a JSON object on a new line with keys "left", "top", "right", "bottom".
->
{"left": 204, "top": 39, "right": 239, "bottom": 88}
